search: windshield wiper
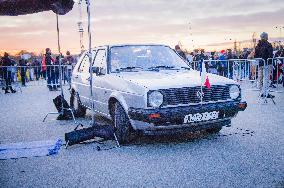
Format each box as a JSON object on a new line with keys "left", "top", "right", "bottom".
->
{"left": 147, "top": 65, "right": 177, "bottom": 71}
{"left": 115, "top": 66, "right": 143, "bottom": 72}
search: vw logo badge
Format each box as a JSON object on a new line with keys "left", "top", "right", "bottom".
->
{"left": 196, "top": 90, "right": 204, "bottom": 99}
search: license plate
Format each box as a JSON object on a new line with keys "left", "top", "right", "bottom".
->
{"left": 184, "top": 111, "right": 219, "bottom": 123}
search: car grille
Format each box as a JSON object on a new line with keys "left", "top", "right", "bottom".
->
{"left": 159, "top": 85, "right": 231, "bottom": 106}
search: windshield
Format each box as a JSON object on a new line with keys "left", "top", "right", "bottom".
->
{"left": 110, "top": 45, "right": 190, "bottom": 72}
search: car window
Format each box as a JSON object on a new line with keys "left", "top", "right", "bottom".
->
{"left": 78, "top": 55, "right": 90, "bottom": 73}
{"left": 93, "top": 49, "right": 106, "bottom": 69}
{"left": 110, "top": 45, "right": 190, "bottom": 72}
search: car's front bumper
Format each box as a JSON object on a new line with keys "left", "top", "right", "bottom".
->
{"left": 128, "top": 101, "right": 247, "bottom": 135}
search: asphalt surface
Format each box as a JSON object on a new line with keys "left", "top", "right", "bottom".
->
{"left": 0, "top": 83, "right": 283, "bottom": 188}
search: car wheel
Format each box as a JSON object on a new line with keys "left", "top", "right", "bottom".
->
{"left": 70, "top": 89, "right": 86, "bottom": 118}
{"left": 113, "top": 102, "right": 135, "bottom": 144}
{"left": 206, "top": 126, "right": 222, "bottom": 134}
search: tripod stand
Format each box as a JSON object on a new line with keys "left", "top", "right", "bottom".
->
{"left": 42, "top": 14, "right": 78, "bottom": 125}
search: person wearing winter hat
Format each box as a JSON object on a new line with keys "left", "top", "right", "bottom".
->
{"left": 255, "top": 32, "right": 274, "bottom": 98}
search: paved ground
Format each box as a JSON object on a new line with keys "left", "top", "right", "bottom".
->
{"left": 0, "top": 84, "right": 283, "bottom": 188}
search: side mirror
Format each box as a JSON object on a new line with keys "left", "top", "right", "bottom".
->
{"left": 92, "top": 66, "right": 106, "bottom": 76}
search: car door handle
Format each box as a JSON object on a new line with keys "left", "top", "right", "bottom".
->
{"left": 74, "top": 75, "right": 79, "bottom": 78}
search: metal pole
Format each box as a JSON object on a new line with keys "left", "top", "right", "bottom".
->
{"left": 244, "top": 60, "right": 247, "bottom": 80}
{"left": 256, "top": 63, "right": 258, "bottom": 88}
{"left": 227, "top": 60, "right": 230, "bottom": 79}
{"left": 200, "top": 61, "right": 203, "bottom": 104}
{"left": 56, "top": 14, "right": 64, "bottom": 115}
{"left": 86, "top": 0, "right": 95, "bottom": 126}
{"left": 239, "top": 61, "right": 241, "bottom": 81}
{"left": 78, "top": 0, "right": 84, "bottom": 52}
{"left": 276, "top": 58, "right": 279, "bottom": 88}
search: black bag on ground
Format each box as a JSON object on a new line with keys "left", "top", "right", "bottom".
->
{"left": 65, "top": 124, "right": 115, "bottom": 146}
{"left": 53, "top": 95, "right": 73, "bottom": 120}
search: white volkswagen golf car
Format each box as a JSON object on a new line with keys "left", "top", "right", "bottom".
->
{"left": 71, "top": 44, "right": 247, "bottom": 143}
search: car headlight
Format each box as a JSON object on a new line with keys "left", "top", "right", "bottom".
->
{"left": 229, "top": 85, "right": 240, "bottom": 100}
{"left": 148, "top": 91, "right": 163, "bottom": 108}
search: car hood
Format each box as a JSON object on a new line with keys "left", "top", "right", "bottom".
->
{"left": 115, "top": 70, "right": 237, "bottom": 90}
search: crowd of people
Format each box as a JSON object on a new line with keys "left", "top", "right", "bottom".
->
{"left": 0, "top": 49, "right": 76, "bottom": 93}
{"left": 1, "top": 32, "right": 284, "bottom": 98}
{"left": 0, "top": 52, "right": 17, "bottom": 93}
{"left": 41, "top": 48, "right": 76, "bottom": 91}
{"left": 182, "top": 44, "right": 283, "bottom": 82}
{"left": 176, "top": 32, "right": 284, "bottom": 98}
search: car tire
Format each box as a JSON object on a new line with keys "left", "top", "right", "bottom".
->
{"left": 206, "top": 126, "right": 222, "bottom": 134}
{"left": 70, "top": 90, "right": 86, "bottom": 118}
{"left": 113, "top": 102, "right": 135, "bottom": 144}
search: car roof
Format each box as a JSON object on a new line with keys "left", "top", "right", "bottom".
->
{"left": 95, "top": 44, "right": 171, "bottom": 49}
{"left": 80, "top": 44, "right": 173, "bottom": 55}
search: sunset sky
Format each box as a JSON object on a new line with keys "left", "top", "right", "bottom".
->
{"left": 0, "top": 0, "right": 284, "bottom": 55}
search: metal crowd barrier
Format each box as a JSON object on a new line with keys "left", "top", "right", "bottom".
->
{"left": 190, "top": 61, "right": 200, "bottom": 71}
{"left": 227, "top": 59, "right": 262, "bottom": 90}
{"left": 267, "top": 57, "right": 284, "bottom": 92}
{"left": 0, "top": 65, "right": 74, "bottom": 91}
{"left": 200, "top": 58, "right": 283, "bottom": 93}
{"left": 227, "top": 59, "right": 250, "bottom": 81}
{"left": 201, "top": 59, "right": 251, "bottom": 80}
{"left": 202, "top": 59, "right": 229, "bottom": 78}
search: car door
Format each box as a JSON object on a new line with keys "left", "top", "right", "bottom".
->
{"left": 76, "top": 53, "right": 91, "bottom": 106}
{"left": 91, "top": 48, "right": 109, "bottom": 116}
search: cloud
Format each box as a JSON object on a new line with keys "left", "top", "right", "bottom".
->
{"left": 193, "top": 8, "right": 284, "bottom": 30}
{"left": 0, "top": 0, "right": 284, "bottom": 53}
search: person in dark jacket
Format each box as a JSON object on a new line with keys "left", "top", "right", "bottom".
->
{"left": 218, "top": 50, "right": 227, "bottom": 77}
{"left": 1, "top": 52, "right": 16, "bottom": 93}
{"left": 19, "top": 55, "right": 27, "bottom": 86}
{"left": 43, "top": 48, "right": 55, "bottom": 91}
{"left": 63, "top": 51, "right": 75, "bottom": 89}
{"left": 226, "top": 49, "right": 238, "bottom": 79}
{"left": 194, "top": 50, "right": 207, "bottom": 71}
{"left": 32, "top": 58, "right": 41, "bottom": 80}
{"left": 254, "top": 32, "right": 274, "bottom": 98}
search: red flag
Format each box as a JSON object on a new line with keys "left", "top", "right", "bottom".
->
{"left": 204, "top": 76, "right": 211, "bottom": 89}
